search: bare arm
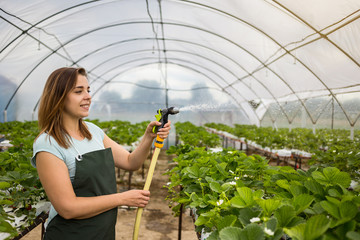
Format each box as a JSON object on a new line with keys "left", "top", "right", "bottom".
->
{"left": 36, "top": 152, "right": 150, "bottom": 219}
{"left": 104, "top": 121, "right": 171, "bottom": 171}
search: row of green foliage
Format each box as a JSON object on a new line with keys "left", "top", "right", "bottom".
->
{"left": 205, "top": 123, "right": 360, "bottom": 179}
{"left": 174, "top": 122, "right": 221, "bottom": 148}
{"left": 90, "top": 119, "right": 148, "bottom": 146}
{"left": 0, "top": 121, "right": 42, "bottom": 238}
{"left": 0, "top": 120, "right": 148, "bottom": 238}
{"left": 165, "top": 122, "right": 360, "bottom": 240}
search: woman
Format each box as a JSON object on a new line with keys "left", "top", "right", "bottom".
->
{"left": 32, "top": 67, "right": 171, "bottom": 239}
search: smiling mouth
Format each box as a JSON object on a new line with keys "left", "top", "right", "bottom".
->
{"left": 80, "top": 104, "right": 90, "bottom": 109}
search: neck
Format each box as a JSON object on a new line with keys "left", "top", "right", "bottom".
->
{"left": 62, "top": 115, "right": 81, "bottom": 137}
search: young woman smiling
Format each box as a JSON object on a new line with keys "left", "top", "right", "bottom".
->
{"left": 32, "top": 67, "right": 171, "bottom": 240}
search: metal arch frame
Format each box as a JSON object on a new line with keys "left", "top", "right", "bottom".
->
{"left": 170, "top": 0, "right": 360, "bottom": 126}
{"left": 84, "top": 48, "right": 267, "bottom": 110}
{"left": 71, "top": 36, "right": 288, "bottom": 124}
{"left": 0, "top": 1, "right": 99, "bottom": 54}
{"left": 3, "top": 20, "right": 305, "bottom": 125}
{"left": 1, "top": 0, "right": 358, "bottom": 125}
{"left": 90, "top": 60, "right": 253, "bottom": 122}
{"left": 168, "top": 0, "right": 317, "bottom": 124}
{"left": 5, "top": 17, "right": 324, "bottom": 126}
{"left": 1, "top": 21, "right": 292, "bottom": 124}
{"left": 270, "top": 1, "right": 360, "bottom": 127}
{"left": 0, "top": 7, "right": 317, "bottom": 123}
{"left": 30, "top": 57, "right": 254, "bottom": 122}
{"left": 82, "top": 49, "right": 263, "bottom": 122}
{"left": 86, "top": 55, "right": 259, "bottom": 122}
{"left": 1, "top": 0, "right": 311, "bottom": 124}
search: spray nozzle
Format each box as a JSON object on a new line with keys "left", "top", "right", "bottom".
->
{"left": 152, "top": 107, "right": 179, "bottom": 133}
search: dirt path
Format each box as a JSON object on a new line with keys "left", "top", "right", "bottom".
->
{"left": 21, "top": 152, "right": 198, "bottom": 240}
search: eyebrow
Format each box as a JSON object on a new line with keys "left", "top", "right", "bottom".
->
{"left": 74, "top": 86, "right": 90, "bottom": 89}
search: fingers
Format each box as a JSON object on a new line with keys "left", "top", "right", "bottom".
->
{"left": 137, "top": 190, "right": 150, "bottom": 207}
{"left": 146, "top": 120, "right": 172, "bottom": 139}
{"left": 157, "top": 120, "right": 171, "bottom": 139}
{"left": 121, "top": 190, "right": 151, "bottom": 208}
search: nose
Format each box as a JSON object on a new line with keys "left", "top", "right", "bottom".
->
{"left": 85, "top": 92, "right": 91, "bottom": 98}
{"left": 85, "top": 91, "right": 91, "bottom": 99}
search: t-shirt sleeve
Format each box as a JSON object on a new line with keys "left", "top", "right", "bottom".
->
{"left": 31, "top": 134, "right": 64, "bottom": 168}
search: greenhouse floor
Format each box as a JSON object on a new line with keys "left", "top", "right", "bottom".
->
{"left": 21, "top": 151, "right": 198, "bottom": 240}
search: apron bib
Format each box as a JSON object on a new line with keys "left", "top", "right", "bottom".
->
{"left": 44, "top": 148, "right": 117, "bottom": 240}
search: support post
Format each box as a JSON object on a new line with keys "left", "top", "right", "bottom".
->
{"left": 350, "top": 126, "right": 354, "bottom": 140}
{"left": 331, "top": 97, "right": 334, "bottom": 129}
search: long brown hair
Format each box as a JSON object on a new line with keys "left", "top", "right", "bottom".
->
{"left": 37, "top": 67, "right": 92, "bottom": 148}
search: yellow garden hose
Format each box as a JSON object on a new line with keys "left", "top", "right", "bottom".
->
{"left": 133, "top": 135, "right": 164, "bottom": 240}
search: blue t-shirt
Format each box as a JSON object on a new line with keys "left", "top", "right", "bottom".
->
{"left": 32, "top": 121, "right": 106, "bottom": 227}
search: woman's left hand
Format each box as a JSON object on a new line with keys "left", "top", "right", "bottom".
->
{"left": 146, "top": 120, "right": 171, "bottom": 139}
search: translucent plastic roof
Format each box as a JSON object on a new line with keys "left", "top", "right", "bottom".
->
{"left": 1, "top": 0, "right": 360, "bottom": 128}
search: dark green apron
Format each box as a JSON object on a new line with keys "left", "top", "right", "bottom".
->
{"left": 44, "top": 148, "right": 118, "bottom": 240}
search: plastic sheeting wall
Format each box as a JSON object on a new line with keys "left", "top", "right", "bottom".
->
{"left": 1, "top": 0, "right": 360, "bottom": 128}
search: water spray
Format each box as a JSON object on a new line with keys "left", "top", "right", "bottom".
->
{"left": 133, "top": 107, "right": 179, "bottom": 240}
{"left": 178, "top": 103, "right": 233, "bottom": 112}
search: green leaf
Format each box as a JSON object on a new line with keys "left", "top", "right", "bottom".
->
{"left": 304, "top": 215, "right": 330, "bottom": 240}
{"left": 284, "top": 223, "right": 306, "bottom": 240}
{"left": 320, "top": 200, "right": 340, "bottom": 219}
{"left": 217, "top": 215, "right": 237, "bottom": 231}
{"left": 257, "top": 198, "right": 281, "bottom": 217}
{"left": 293, "top": 194, "right": 314, "bottom": 215}
{"left": 274, "top": 205, "right": 304, "bottom": 228}
{"left": 304, "top": 179, "right": 325, "bottom": 196}
{"left": 216, "top": 163, "right": 228, "bottom": 176}
{"left": 230, "top": 196, "right": 247, "bottom": 208}
{"left": 230, "top": 187, "right": 254, "bottom": 208}
{"left": 284, "top": 215, "right": 330, "bottom": 240}
{"left": 210, "top": 182, "right": 221, "bottom": 193}
{"left": 194, "top": 215, "right": 208, "bottom": 226}
{"left": 219, "top": 226, "right": 243, "bottom": 240}
{"left": 339, "top": 201, "right": 358, "bottom": 221}
{"left": 328, "top": 188, "right": 342, "bottom": 198}
{"left": 335, "top": 220, "right": 356, "bottom": 239}
{"left": 240, "top": 224, "right": 265, "bottom": 240}
{"left": 0, "top": 181, "right": 10, "bottom": 189}
{"left": 266, "top": 217, "right": 278, "bottom": 232}
{"left": 346, "top": 231, "right": 360, "bottom": 240}
{"left": 186, "top": 166, "right": 200, "bottom": 178}
{"left": 219, "top": 224, "right": 265, "bottom": 240}
{"left": 207, "top": 230, "right": 220, "bottom": 240}
{"left": 0, "top": 219, "right": 16, "bottom": 234}
{"left": 238, "top": 208, "right": 261, "bottom": 225}
{"left": 312, "top": 167, "right": 351, "bottom": 188}
{"left": 221, "top": 182, "right": 232, "bottom": 192}
{"left": 253, "top": 189, "right": 264, "bottom": 200}
{"left": 276, "top": 179, "right": 290, "bottom": 191}
{"left": 289, "top": 184, "right": 307, "bottom": 196}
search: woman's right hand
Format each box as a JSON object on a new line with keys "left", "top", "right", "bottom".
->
{"left": 119, "top": 190, "right": 150, "bottom": 208}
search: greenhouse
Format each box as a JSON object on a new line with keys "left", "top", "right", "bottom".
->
{"left": 1, "top": 0, "right": 360, "bottom": 239}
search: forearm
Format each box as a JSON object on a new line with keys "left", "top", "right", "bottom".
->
{"left": 59, "top": 193, "right": 121, "bottom": 219}
{"left": 128, "top": 135, "right": 154, "bottom": 170}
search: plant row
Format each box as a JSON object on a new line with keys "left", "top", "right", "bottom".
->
{"left": 0, "top": 120, "right": 148, "bottom": 239}
{"left": 165, "top": 122, "right": 360, "bottom": 240}
{"left": 205, "top": 123, "right": 360, "bottom": 179}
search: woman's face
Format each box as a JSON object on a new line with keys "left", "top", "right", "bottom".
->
{"left": 63, "top": 74, "right": 91, "bottom": 120}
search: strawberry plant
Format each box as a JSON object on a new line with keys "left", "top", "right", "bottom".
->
{"left": 205, "top": 123, "right": 360, "bottom": 179}
{"left": 167, "top": 122, "right": 360, "bottom": 239}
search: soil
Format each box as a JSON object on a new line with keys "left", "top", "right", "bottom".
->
{"left": 20, "top": 151, "right": 198, "bottom": 240}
